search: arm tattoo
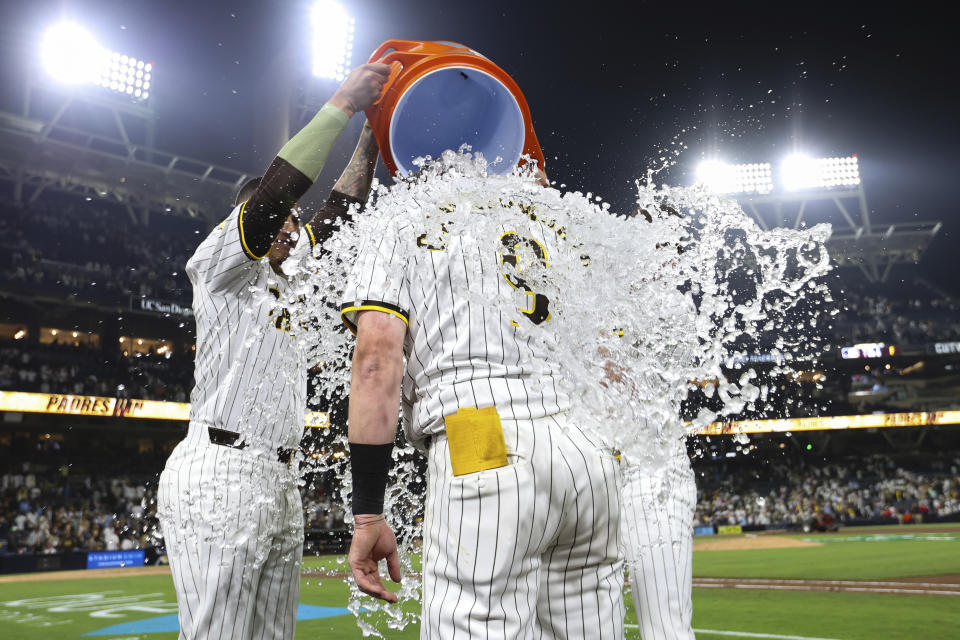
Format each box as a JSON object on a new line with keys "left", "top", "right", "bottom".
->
{"left": 302, "top": 124, "right": 378, "bottom": 256}
{"left": 332, "top": 124, "right": 379, "bottom": 203}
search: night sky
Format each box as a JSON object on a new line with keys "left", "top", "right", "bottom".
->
{"left": 5, "top": 1, "right": 957, "bottom": 289}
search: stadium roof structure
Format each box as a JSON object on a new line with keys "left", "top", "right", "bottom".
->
{"left": 0, "top": 78, "right": 251, "bottom": 225}
{"left": 734, "top": 180, "right": 941, "bottom": 284}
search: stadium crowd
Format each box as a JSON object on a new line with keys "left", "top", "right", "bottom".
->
{"left": 695, "top": 453, "right": 960, "bottom": 530}
{"left": 832, "top": 285, "right": 960, "bottom": 347}
{"left": 3, "top": 452, "right": 957, "bottom": 555}
{"left": 0, "top": 341, "right": 192, "bottom": 402}
{"left": 0, "top": 195, "right": 202, "bottom": 307}
{"left": 0, "top": 466, "right": 348, "bottom": 556}
{"left": 0, "top": 468, "right": 159, "bottom": 555}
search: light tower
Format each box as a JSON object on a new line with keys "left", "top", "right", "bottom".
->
{"left": 0, "top": 22, "right": 251, "bottom": 225}
{"left": 292, "top": 0, "right": 357, "bottom": 128}
{"left": 694, "top": 155, "right": 941, "bottom": 283}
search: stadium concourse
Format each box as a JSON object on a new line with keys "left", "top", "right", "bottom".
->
{"left": 0, "top": 188, "right": 958, "bottom": 568}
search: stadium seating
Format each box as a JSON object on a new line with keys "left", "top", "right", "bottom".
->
{"left": 0, "top": 455, "right": 348, "bottom": 557}
{"left": 0, "top": 341, "right": 191, "bottom": 401}
{"left": 3, "top": 451, "right": 957, "bottom": 556}
{"left": 0, "top": 193, "right": 201, "bottom": 307}
{"left": 694, "top": 452, "right": 960, "bottom": 529}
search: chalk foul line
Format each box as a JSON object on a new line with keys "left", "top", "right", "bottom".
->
{"left": 694, "top": 577, "right": 959, "bottom": 588}
{"left": 625, "top": 625, "right": 842, "bottom": 640}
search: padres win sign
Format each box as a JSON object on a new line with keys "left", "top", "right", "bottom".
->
{"left": 0, "top": 391, "right": 330, "bottom": 426}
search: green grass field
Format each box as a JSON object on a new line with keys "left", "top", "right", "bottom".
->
{"left": 1, "top": 525, "right": 958, "bottom": 639}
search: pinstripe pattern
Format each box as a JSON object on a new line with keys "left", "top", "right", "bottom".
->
{"left": 615, "top": 279, "right": 699, "bottom": 640}
{"left": 343, "top": 209, "right": 623, "bottom": 638}
{"left": 341, "top": 218, "right": 569, "bottom": 443}
{"left": 185, "top": 204, "right": 306, "bottom": 452}
{"left": 158, "top": 430, "right": 303, "bottom": 640}
{"left": 421, "top": 417, "right": 624, "bottom": 640}
{"left": 621, "top": 443, "right": 696, "bottom": 640}
{"left": 158, "top": 205, "right": 309, "bottom": 639}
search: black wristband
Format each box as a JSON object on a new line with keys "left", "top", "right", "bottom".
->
{"left": 349, "top": 442, "right": 394, "bottom": 515}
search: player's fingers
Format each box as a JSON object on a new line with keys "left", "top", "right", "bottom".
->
{"left": 366, "top": 62, "right": 391, "bottom": 78}
{"left": 353, "top": 565, "right": 384, "bottom": 596}
{"left": 375, "top": 583, "right": 399, "bottom": 603}
{"left": 386, "top": 548, "right": 402, "bottom": 583}
{"left": 353, "top": 566, "right": 397, "bottom": 602}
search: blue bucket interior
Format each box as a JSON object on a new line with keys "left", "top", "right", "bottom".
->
{"left": 389, "top": 67, "right": 526, "bottom": 176}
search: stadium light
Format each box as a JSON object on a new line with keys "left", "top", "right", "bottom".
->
{"left": 40, "top": 23, "right": 108, "bottom": 85}
{"left": 696, "top": 160, "right": 773, "bottom": 195}
{"left": 782, "top": 154, "right": 860, "bottom": 191}
{"left": 311, "top": 1, "right": 355, "bottom": 81}
{"left": 781, "top": 154, "right": 820, "bottom": 191}
{"left": 40, "top": 22, "right": 152, "bottom": 102}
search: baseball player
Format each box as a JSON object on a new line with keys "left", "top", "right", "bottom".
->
{"left": 620, "top": 370, "right": 697, "bottom": 640}
{"left": 619, "top": 206, "right": 697, "bottom": 640}
{"left": 156, "top": 60, "right": 388, "bottom": 640}
{"left": 341, "top": 191, "right": 625, "bottom": 637}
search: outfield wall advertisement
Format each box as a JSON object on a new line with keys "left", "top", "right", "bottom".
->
{"left": 0, "top": 391, "right": 190, "bottom": 420}
{"left": 86, "top": 551, "right": 146, "bottom": 570}
{"left": 0, "top": 391, "right": 956, "bottom": 434}
{"left": 0, "top": 391, "right": 329, "bottom": 427}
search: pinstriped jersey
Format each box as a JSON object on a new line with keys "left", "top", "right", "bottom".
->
{"left": 185, "top": 203, "right": 307, "bottom": 450}
{"left": 341, "top": 213, "right": 570, "bottom": 443}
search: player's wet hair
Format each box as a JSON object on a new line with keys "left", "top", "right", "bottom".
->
{"left": 235, "top": 177, "right": 263, "bottom": 206}
{"left": 633, "top": 202, "right": 686, "bottom": 254}
{"left": 633, "top": 202, "right": 683, "bottom": 222}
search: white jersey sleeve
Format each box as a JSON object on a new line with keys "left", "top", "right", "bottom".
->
{"left": 186, "top": 202, "right": 262, "bottom": 294}
{"left": 340, "top": 220, "right": 413, "bottom": 333}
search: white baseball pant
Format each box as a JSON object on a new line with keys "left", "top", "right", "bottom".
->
{"left": 157, "top": 427, "right": 304, "bottom": 640}
{"left": 419, "top": 413, "right": 625, "bottom": 640}
{"left": 621, "top": 462, "right": 696, "bottom": 640}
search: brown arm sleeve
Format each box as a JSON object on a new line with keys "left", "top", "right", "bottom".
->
{"left": 240, "top": 157, "right": 313, "bottom": 259}
{"left": 302, "top": 190, "right": 365, "bottom": 254}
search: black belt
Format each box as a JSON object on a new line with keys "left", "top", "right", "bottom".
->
{"left": 207, "top": 427, "right": 295, "bottom": 464}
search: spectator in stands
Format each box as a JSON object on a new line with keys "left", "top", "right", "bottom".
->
{"left": 694, "top": 453, "right": 960, "bottom": 529}
{"left": 0, "top": 467, "right": 352, "bottom": 556}
{"left": 0, "top": 194, "right": 200, "bottom": 307}
{"left": 0, "top": 340, "right": 192, "bottom": 401}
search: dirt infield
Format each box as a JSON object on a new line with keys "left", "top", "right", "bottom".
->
{"left": 693, "top": 535, "right": 822, "bottom": 551}
{"left": 900, "top": 573, "right": 960, "bottom": 584}
{"left": 839, "top": 525, "right": 960, "bottom": 534}
{"left": 0, "top": 565, "right": 171, "bottom": 583}
{"left": 693, "top": 576, "right": 960, "bottom": 596}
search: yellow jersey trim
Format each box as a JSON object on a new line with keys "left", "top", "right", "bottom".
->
{"left": 340, "top": 304, "right": 410, "bottom": 335}
{"left": 237, "top": 200, "right": 268, "bottom": 260}
{"left": 304, "top": 223, "right": 317, "bottom": 248}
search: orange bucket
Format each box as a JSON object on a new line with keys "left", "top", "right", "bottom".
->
{"left": 364, "top": 40, "right": 545, "bottom": 177}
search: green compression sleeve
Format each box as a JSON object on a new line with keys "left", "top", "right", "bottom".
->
{"left": 277, "top": 103, "right": 351, "bottom": 181}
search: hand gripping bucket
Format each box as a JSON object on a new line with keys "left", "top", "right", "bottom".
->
{"left": 364, "top": 40, "right": 545, "bottom": 177}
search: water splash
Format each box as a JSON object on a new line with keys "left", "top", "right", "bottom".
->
{"left": 284, "top": 149, "right": 832, "bottom": 634}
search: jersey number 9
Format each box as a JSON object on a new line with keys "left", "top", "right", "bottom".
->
{"left": 499, "top": 232, "right": 551, "bottom": 325}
